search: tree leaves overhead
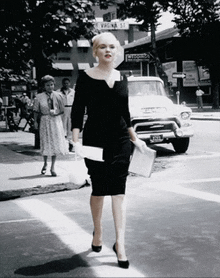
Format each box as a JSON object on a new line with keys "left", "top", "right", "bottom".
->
{"left": 167, "top": 0, "right": 220, "bottom": 37}
{"left": 0, "top": 0, "right": 96, "bottom": 81}
{"left": 117, "top": 0, "right": 170, "bottom": 31}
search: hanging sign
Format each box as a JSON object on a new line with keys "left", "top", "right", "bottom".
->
{"left": 125, "top": 53, "right": 151, "bottom": 62}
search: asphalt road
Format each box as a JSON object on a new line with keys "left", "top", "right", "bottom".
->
{"left": 0, "top": 120, "right": 220, "bottom": 277}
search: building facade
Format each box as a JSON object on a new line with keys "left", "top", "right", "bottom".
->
{"left": 120, "top": 27, "right": 212, "bottom": 104}
{"left": 51, "top": 5, "right": 148, "bottom": 89}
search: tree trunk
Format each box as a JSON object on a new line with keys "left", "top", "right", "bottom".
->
{"left": 210, "top": 66, "right": 220, "bottom": 109}
{"left": 212, "top": 83, "right": 220, "bottom": 109}
{"left": 150, "top": 21, "right": 169, "bottom": 93}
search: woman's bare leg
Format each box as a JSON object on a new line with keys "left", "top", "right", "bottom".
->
{"left": 112, "top": 194, "right": 127, "bottom": 261}
{"left": 51, "top": 155, "right": 56, "bottom": 172}
{"left": 90, "top": 195, "right": 104, "bottom": 246}
{"left": 41, "top": 156, "right": 48, "bottom": 174}
{"left": 43, "top": 156, "right": 47, "bottom": 167}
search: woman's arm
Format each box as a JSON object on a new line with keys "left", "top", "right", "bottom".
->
{"left": 72, "top": 128, "right": 80, "bottom": 143}
{"left": 128, "top": 126, "right": 137, "bottom": 142}
{"left": 128, "top": 126, "right": 149, "bottom": 153}
{"left": 33, "top": 111, "right": 39, "bottom": 130}
{"left": 50, "top": 92, "right": 64, "bottom": 116}
{"left": 72, "top": 128, "right": 85, "bottom": 158}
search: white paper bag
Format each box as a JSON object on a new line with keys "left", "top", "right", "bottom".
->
{"left": 129, "top": 146, "right": 156, "bottom": 178}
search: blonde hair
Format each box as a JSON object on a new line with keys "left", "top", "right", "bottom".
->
{"left": 41, "top": 75, "right": 55, "bottom": 86}
{"left": 92, "top": 32, "right": 121, "bottom": 58}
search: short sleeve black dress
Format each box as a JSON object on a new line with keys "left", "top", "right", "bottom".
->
{"left": 71, "top": 71, "right": 132, "bottom": 196}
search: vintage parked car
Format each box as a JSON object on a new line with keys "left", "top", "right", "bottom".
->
{"left": 127, "top": 76, "right": 194, "bottom": 153}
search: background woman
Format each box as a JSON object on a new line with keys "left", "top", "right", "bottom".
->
{"left": 71, "top": 32, "right": 147, "bottom": 269}
{"left": 33, "top": 75, "right": 68, "bottom": 176}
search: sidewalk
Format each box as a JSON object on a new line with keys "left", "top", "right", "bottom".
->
{"left": 0, "top": 106, "right": 219, "bottom": 201}
{"left": 0, "top": 128, "right": 89, "bottom": 201}
{"left": 190, "top": 106, "right": 220, "bottom": 121}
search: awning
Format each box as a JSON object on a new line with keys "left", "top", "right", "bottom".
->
{"left": 52, "top": 62, "right": 74, "bottom": 70}
{"left": 77, "top": 39, "right": 90, "bottom": 47}
{"left": 78, "top": 63, "right": 90, "bottom": 70}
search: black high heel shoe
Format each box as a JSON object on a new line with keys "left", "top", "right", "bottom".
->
{"left": 91, "top": 232, "right": 102, "bottom": 253}
{"left": 113, "top": 243, "right": 129, "bottom": 269}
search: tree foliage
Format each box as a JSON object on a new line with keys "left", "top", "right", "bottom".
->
{"left": 117, "top": 0, "right": 170, "bottom": 84}
{"left": 0, "top": 0, "right": 96, "bottom": 81}
{"left": 117, "top": 0, "right": 167, "bottom": 31}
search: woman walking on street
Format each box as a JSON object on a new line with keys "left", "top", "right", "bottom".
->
{"left": 71, "top": 32, "right": 147, "bottom": 269}
{"left": 33, "top": 75, "right": 68, "bottom": 176}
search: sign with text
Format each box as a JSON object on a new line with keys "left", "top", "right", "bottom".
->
{"left": 162, "top": 61, "right": 177, "bottom": 87}
{"left": 94, "top": 21, "right": 129, "bottom": 30}
{"left": 182, "top": 61, "right": 198, "bottom": 87}
{"left": 125, "top": 53, "right": 151, "bottom": 62}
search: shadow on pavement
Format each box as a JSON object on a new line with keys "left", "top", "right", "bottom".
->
{"left": 9, "top": 174, "right": 47, "bottom": 180}
{"left": 14, "top": 251, "right": 92, "bottom": 277}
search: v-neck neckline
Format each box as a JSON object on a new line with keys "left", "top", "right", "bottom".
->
{"left": 84, "top": 71, "right": 120, "bottom": 89}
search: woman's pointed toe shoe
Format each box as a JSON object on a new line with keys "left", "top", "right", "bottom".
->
{"left": 91, "top": 244, "right": 102, "bottom": 253}
{"left": 113, "top": 243, "right": 129, "bottom": 269}
{"left": 91, "top": 231, "right": 102, "bottom": 252}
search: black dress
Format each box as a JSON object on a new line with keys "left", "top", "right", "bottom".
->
{"left": 71, "top": 71, "right": 132, "bottom": 196}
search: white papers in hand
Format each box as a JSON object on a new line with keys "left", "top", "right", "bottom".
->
{"left": 129, "top": 146, "right": 156, "bottom": 178}
{"left": 82, "top": 146, "right": 104, "bottom": 162}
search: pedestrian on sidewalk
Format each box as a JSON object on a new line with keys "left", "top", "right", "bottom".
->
{"left": 195, "top": 86, "right": 204, "bottom": 109}
{"left": 57, "top": 78, "right": 75, "bottom": 152}
{"left": 33, "top": 75, "right": 68, "bottom": 177}
{"left": 71, "top": 32, "right": 147, "bottom": 269}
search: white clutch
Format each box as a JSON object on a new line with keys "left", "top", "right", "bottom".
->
{"left": 82, "top": 146, "right": 104, "bottom": 162}
{"left": 129, "top": 146, "right": 156, "bottom": 178}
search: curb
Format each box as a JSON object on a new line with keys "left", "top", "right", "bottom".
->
{"left": 0, "top": 181, "right": 90, "bottom": 202}
{"left": 191, "top": 116, "right": 220, "bottom": 121}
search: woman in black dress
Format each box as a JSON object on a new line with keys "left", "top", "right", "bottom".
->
{"left": 71, "top": 32, "right": 147, "bottom": 269}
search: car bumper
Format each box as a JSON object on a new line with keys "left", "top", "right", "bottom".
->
{"left": 132, "top": 119, "right": 194, "bottom": 142}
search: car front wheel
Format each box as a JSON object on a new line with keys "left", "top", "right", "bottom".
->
{"left": 172, "top": 137, "right": 190, "bottom": 153}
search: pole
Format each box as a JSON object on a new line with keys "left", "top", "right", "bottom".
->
{"left": 176, "top": 91, "right": 180, "bottom": 104}
{"left": 176, "top": 77, "right": 181, "bottom": 104}
{"left": 147, "top": 63, "right": 149, "bottom": 76}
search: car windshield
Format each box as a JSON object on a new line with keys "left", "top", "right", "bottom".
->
{"left": 128, "top": 80, "right": 167, "bottom": 97}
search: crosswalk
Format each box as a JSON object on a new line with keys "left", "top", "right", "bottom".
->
{"left": 14, "top": 199, "right": 146, "bottom": 277}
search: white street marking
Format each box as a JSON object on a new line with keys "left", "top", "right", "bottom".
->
{"left": 159, "top": 152, "right": 220, "bottom": 161}
{"left": 180, "top": 177, "right": 220, "bottom": 184}
{"left": 153, "top": 182, "right": 220, "bottom": 203}
{"left": 14, "top": 199, "right": 146, "bottom": 277}
{"left": 0, "top": 218, "right": 37, "bottom": 224}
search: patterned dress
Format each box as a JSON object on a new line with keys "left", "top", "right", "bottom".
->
{"left": 33, "top": 91, "right": 68, "bottom": 156}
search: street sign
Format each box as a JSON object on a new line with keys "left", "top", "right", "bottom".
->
{"left": 94, "top": 21, "right": 129, "bottom": 30}
{"left": 172, "top": 72, "right": 186, "bottom": 78}
{"left": 125, "top": 53, "right": 151, "bottom": 62}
